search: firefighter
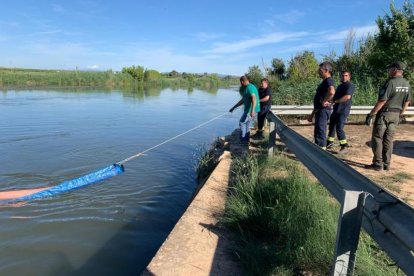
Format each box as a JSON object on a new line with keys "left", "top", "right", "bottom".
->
{"left": 327, "top": 70, "right": 355, "bottom": 154}
{"left": 308, "top": 61, "right": 335, "bottom": 149}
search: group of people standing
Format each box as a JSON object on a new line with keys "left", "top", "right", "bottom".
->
{"left": 229, "top": 76, "right": 272, "bottom": 143}
{"left": 309, "top": 60, "right": 411, "bottom": 171}
{"left": 308, "top": 61, "right": 354, "bottom": 154}
{"left": 230, "top": 59, "right": 411, "bottom": 172}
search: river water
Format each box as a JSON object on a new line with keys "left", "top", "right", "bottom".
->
{"left": 0, "top": 87, "right": 240, "bottom": 275}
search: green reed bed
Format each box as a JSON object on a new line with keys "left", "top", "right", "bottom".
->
{"left": 222, "top": 154, "right": 402, "bottom": 275}
{"left": 0, "top": 68, "right": 129, "bottom": 88}
{"left": 0, "top": 67, "right": 238, "bottom": 89}
{"left": 271, "top": 78, "right": 378, "bottom": 106}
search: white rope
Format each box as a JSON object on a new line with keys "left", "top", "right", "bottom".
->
{"left": 117, "top": 111, "right": 230, "bottom": 165}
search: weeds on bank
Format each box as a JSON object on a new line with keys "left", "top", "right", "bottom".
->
{"left": 388, "top": 172, "right": 412, "bottom": 183}
{"left": 222, "top": 154, "right": 403, "bottom": 275}
{"left": 375, "top": 172, "right": 412, "bottom": 194}
{"left": 194, "top": 139, "right": 222, "bottom": 182}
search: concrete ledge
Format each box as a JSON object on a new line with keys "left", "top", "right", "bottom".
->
{"left": 142, "top": 150, "right": 242, "bottom": 275}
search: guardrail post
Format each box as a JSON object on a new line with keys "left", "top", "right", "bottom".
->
{"left": 331, "top": 190, "right": 366, "bottom": 276}
{"left": 268, "top": 119, "right": 276, "bottom": 156}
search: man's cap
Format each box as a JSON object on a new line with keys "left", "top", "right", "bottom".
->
{"left": 387, "top": 61, "right": 406, "bottom": 70}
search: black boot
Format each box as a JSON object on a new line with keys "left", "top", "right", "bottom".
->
{"left": 338, "top": 144, "right": 349, "bottom": 154}
{"left": 252, "top": 130, "right": 264, "bottom": 140}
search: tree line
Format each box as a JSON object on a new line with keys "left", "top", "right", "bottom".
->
{"left": 121, "top": 65, "right": 235, "bottom": 84}
{"left": 245, "top": 1, "right": 414, "bottom": 106}
{"left": 0, "top": 66, "right": 239, "bottom": 89}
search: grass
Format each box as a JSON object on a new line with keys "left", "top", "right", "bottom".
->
{"left": 375, "top": 172, "right": 413, "bottom": 193}
{"left": 0, "top": 67, "right": 238, "bottom": 89}
{"left": 194, "top": 138, "right": 224, "bottom": 183}
{"left": 271, "top": 77, "right": 379, "bottom": 106}
{"left": 221, "top": 154, "right": 404, "bottom": 275}
{"left": 0, "top": 68, "right": 125, "bottom": 88}
{"left": 388, "top": 172, "right": 412, "bottom": 182}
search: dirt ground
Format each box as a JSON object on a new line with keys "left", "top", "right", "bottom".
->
{"left": 287, "top": 121, "right": 414, "bottom": 207}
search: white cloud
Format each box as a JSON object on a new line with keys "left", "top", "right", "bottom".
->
{"left": 354, "top": 25, "right": 378, "bottom": 38}
{"left": 0, "top": 22, "right": 380, "bottom": 76}
{"left": 325, "top": 25, "right": 378, "bottom": 41}
{"left": 29, "top": 42, "right": 92, "bottom": 57}
{"left": 205, "top": 32, "right": 309, "bottom": 54}
{"left": 278, "top": 42, "right": 327, "bottom": 54}
{"left": 116, "top": 43, "right": 249, "bottom": 75}
{"left": 88, "top": 64, "right": 99, "bottom": 69}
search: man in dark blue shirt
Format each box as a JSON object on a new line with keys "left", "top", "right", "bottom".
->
{"left": 308, "top": 62, "right": 335, "bottom": 149}
{"left": 252, "top": 78, "right": 272, "bottom": 139}
{"left": 327, "top": 70, "right": 355, "bottom": 154}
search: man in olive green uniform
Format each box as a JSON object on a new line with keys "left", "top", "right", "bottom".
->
{"left": 365, "top": 61, "right": 411, "bottom": 171}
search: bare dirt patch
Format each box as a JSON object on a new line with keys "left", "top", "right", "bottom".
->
{"left": 288, "top": 122, "right": 414, "bottom": 206}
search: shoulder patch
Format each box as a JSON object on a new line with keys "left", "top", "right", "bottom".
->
{"left": 396, "top": 87, "right": 409, "bottom": 93}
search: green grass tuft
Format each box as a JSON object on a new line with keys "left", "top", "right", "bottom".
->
{"left": 222, "top": 154, "right": 404, "bottom": 275}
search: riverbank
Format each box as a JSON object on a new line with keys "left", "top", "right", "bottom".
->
{"left": 142, "top": 121, "right": 411, "bottom": 275}
{"left": 0, "top": 67, "right": 238, "bottom": 89}
{"left": 142, "top": 130, "right": 246, "bottom": 275}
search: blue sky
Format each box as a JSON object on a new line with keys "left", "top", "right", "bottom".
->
{"left": 0, "top": 0, "right": 406, "bottom": 75}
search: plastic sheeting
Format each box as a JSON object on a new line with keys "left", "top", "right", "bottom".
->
{"left": 3, "top": 164, "right": 124, "bottom": 203}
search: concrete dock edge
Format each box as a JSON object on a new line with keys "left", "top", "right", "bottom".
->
{"left": 141, "top": 150, "right": 242, "bottom": 275}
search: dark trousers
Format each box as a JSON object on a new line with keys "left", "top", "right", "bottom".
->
{"left": 371, "top": 112, "right": 399, "bottom": 167}
{"left": 314, "top": 109, "right": 331, "bottom": 147}
{"left": 328, "top": 112, "right": 347, "bottom": 142}
{"left": 257, "top": 105, "right": 270, "bottom": 130}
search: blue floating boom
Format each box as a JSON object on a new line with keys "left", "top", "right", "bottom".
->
{"left": 7, "top": 164, "right": 124, "bottom": 203}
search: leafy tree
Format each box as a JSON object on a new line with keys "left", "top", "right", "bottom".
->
{"left": 144, "top": 69, "right": 160, "bottom": 81}
{"left": 183, "top": 72, "right": 195, "bottom": 82}
{"left": 122, "top": 65, "right": 145, "bottom": 81}
{"left": 334, "top": 32, "right": 376, "bottom": 85}
{"left": 169, "top": 70, "right": 180, "bottom": 77}
{"left": 246, "top": 65, "right": 263, "bottom": 87}
{"left": 271, "top": 58, "right": 286, "bottom": 80}
{"left": 368, "top": 0, "right": 414, "bottom": 81}
{"left": 287, "top": 51, "right": 319, "bottom": 81}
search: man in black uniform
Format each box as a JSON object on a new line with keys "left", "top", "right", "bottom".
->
{"left": 308, "top": 61, "right": 335, "bottom": 149}
{"left": 327, "top": 70, "right": 355, "bottom": 154}
{"left": 366, "top": 61, "right": 411, "bottom": 171}
{"left": 252, "top": 78, "right": 272, "bottom": 139}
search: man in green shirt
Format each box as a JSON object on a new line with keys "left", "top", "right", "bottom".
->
{"left": 365, "top": 61, "right": 412, "bottom": 171}
{"left": 229, "top": 75, "right": 260, "bottom": 143}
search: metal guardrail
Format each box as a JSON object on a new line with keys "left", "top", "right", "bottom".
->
{"left": 266, "top": 111, "right": 414, "bottom": 275}
{"left": 271, "top": 105, "right": 414, "bottom": 115}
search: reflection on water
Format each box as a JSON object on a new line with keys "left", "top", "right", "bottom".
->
{"left": 0, "top": 87, "right": 240, "bottom": 275}
{"left": 120, "top": 84, "right": 220, "bottom": 101}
